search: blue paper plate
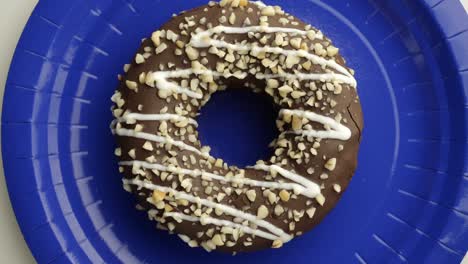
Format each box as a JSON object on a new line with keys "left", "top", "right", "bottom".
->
{"left": 2, "top": 0, "right": 468, "bottom": 263}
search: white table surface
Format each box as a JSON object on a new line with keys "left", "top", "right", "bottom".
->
{"left": 1, "top": 1, "right": 467, "bottom": 263}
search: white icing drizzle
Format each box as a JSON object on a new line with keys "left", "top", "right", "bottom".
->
{"left": 149, "top": 68, "right": 352, "bottom": 100}
{"left": 114, "top": 108, "right": 351, "bottom": 159}
{"left": 197, "top": 25, "right": 322, "bottom": 40}
{"left": 164, "top": 212, "right": 280, "bottom": 241}
{"left": 256, "top": 72, "right": 353, "bottom": 86}
{"left": 149, "top": 69, "right": 246, "bottom": 99}
{"left": 280, "top": 109, "right": 352, "bottom": 140}
{"left": 147, "top": 25, "right": 355, "bottom": 100}
{"left": 114, "top": 128, "right": 211, "bottom": 158}
{"left": 150, "top": 69, "right": 204, "bottom": 99}
{"left": 189, "top": 25, "right": 356, "bottom": 86}
{"left": 118, "top": 112, "right": 198, "bottom": 126}
{"left": 124, "top": 178, "right": 293, "bottom": 242}
{"left": 119, "top": 160, "right": 320, "bottom": 198}
{"left": 250, "top": 164, "right": 321, "bottom": 197}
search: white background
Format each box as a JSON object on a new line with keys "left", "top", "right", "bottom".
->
{"left": 0, "top": 1, "right": 467, "bottom": 263}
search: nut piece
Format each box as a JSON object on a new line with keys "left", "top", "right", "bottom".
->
{"left": 267, "top": 192, "right": 277, "bottom": 204}
{"left": 306, "top": 207, "right": 316, "bottom": 218}
{"left": 261, "top": 6, "right": 276, "bottom": 16}
{"left": 185, "top": 46, "right": 199, "bottom": 60}
{"left": 114, "top": 148, "right": 121, "bottom": 157}
{"left": 279, "top": 190, "right": 291, "bottom": 202}
{"left": 188, "top": 240, "right": 198, "bottom": 248}
{"left": 324, "top": 158, "right": 337, "bottom": 171}
{"left": 125, "top": 80, "right": 138, "bottom": 91}
{"left": 291, "top": 115, "right": 302, "bottom": 131}
{"left": 278, "top": 85, "right": 293, "bottom": 98}
{"left": 128, "top": 149, "right": 136, "bottom": 159}
{"left": 246, "top": 190, "right": 257, "bottom": 202}
{"left": 320, "top": 173, "right": 329, "bottom": 180}
{"left": 257, "top": 205, "right": 269, "bottom": 219}
{"left": 229, "top": 12, "right": 236, "bottom": 25}
{"left": 138, "top": 72, "right": 146, "bottom": 84}
{"left": 151, "top": 31, "right": 162, "bottom": 46}
{"left": 214, "top": 158, "right": 223, "bottom": 168}
{"left": 290, "top": 38, "right": 302, "bottom": 49}
{"left": 274, "top": 205, "right": 284, "bottom": 216}
{"left": 153, "top": 190, "right": 166, "bottom": 202}
{"left": 272, "top": 240, "right": 283, "bottom": 248}
{"left": 327, "top": 46, "right": 339, "bottom": 57}
{"left": 315, "top": 193, "right": 325, "bottom": 206}
{"left": 307, "top": 30, "right": 316, "bottom": 40}
{"left": 267, "top": 79, "right": 279, "bottom": 89}
{"left": 135, "top": 53, "right": 145, "bottom": 64}
{"left": 212, "top": 234, "right": 224, "bottom": 246}
{"left": 143, "top": 141, "right": 154, "bottom": 151}
{"left": 333, "top": 184, "right": 342, "bottom": 193}
{"left": 274, "top": 33, "right": 284, "bottom": 46}
{"left": 219, "top": 0, "right": 230, "bottom": 6}
{"left": 156, "top": 43, "right": 168, "bottom": 54}
{"left": 285, "top": 54, "right": 300, "bottom": 68}
{"left": 239, "top": 0, "right": 249, "bottom": 6}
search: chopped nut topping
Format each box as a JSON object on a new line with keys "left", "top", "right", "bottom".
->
{"left": 143, "top": 141, "right": 154, "bottom": 151}
{"left": 279, "top": 190, "right": 291, "bottom": 202}
{"left": 290, "top": 38, "right": 302, "bottom": 49}
{"left": 156, "top": 43, "right": 168, "bottom": 54}
{"left": 135, "top": 53, "right": 145, "bottom": 64}
{"left": 166, "top": 30, "right": 179, "bottom": 42}
{"left": 278, "top": 85, "right": 293, "bottom": 98}
{"left": 212, "top": 234, "right": 224, "bottom": 246}
{"left": 272, "top": 240, "right": 283, "bottom": 248}
{"left": 114, "top": 148, "right": 121, "bottom": 156}
{"left": 128, "top": 149, "right": 136, "bottom": 159}
{"left": 274, "top": 205, "right": 284, "bottom": 216}
{"left": 333, "top": 184, "right": 342, "bottom": 193}
{"left": 315, "top": 193, "right": 325, "bottom": 206}
{"left": 214, "top": 158, "right": 223, "bottom": 168}
{"left": 185, "top": 46, "right": 199, "bottom": 60}
{"left": 291, "top": 115, "right": 302, "bottom": 131}
{"left": 257, "top": 205, "right": 269, "bottom": 219}
{"left": 285, "top": 55, "right": 300, "bottom": 68}
{"left": 229, "top": 12, "right": 236, "bottom": 25}
{"left": 327, "top": 46, "right": 339, "bottom": 57}
{"left": 153, "top": 190, "right": 166, "bottom": 202}
{"left": 219, "top": 16, "right": 227, "bottom": 24}
{"left": 151, "top": 31, "right": 162, "bottom": 46}
{"left": 320, "top": 173, "right": 328, "bottom": 180}
{"left": 125, "top": 80, "right": 138, "bottom": 91}
{"left": 261, "top": 6, "right": 276, "bottom": 16}
{"left": 134, "top": 124, "right": 143, "bottom": 132}
{"left": 188, "top": 240, "right": 198, "bottom": 248}
{"left": 307, "top": 30, "right": 316, "bottom": 40}
{"left": 246, "top": 190, "right": 257, "bottom": 202}
{"left": 324, "top": 158, "right": 337, "bottom": 171}
{"left": 306, "top": 207, "right": 316, "bottom": 218}
{"left": 266, "top": 191, "right": 276, "bottom": 204}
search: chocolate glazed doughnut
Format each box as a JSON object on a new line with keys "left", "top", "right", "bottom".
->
{"left": 111, "top": 0, "right": 363, "bottom": 253}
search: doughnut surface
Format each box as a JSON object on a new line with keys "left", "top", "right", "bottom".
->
{"left": 111, "top": 0, "right": 363, "bottom": 253}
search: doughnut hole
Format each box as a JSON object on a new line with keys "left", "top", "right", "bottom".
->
{"left": 197, "top": 88, "right": 280, "bottom": 168}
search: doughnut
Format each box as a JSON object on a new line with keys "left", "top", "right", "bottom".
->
{"left": 111, "top": 0, "right": 363, "bottom": 253}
